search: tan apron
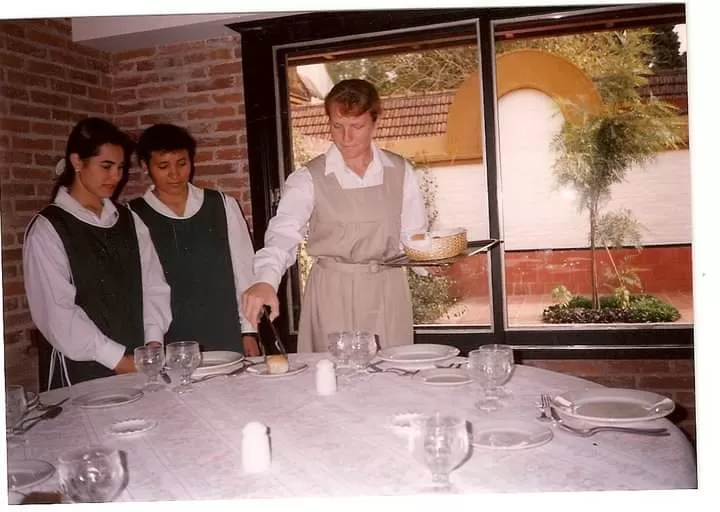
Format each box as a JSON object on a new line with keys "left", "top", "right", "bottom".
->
{"left": 297, "top": 150, "right": 414, "bottom": 353}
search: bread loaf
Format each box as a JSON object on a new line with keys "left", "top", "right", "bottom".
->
{"left": 266, "top": 354, "right": 289, "bottom": 374}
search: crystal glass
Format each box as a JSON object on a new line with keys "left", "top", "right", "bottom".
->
{"left": 347, "top": 331, "right": 377, "bottom": 370}
{"left": 467, "top": 344, "right": 514, "bottom": 411}
{"left": 58, "top": 446, "right": 126, "bottom": 503}
{"left": 165, "top": 341, "right": 201, "bottom": 394}
{"left": 134, "top": 345, "right": 165, "bottom": 392}
{"left": 5, "top": 385, "right": 28, "bottom": 447}
{"left": 327, "top": 331, "right": 353, "bottom": 368}
{"left": 410, "top": 413, "right": 469, "bottom": 492}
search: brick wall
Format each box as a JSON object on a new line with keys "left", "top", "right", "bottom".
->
{"left": 1, "top": 19, "right": 251, "bottom": 392}
{"left": 1, "top": 19, "right": 114, "bottom": 392}
{"left": 523, "top": 357, "right": 696, "bottom": 444}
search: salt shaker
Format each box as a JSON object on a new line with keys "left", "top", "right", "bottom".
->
{"left": 241, "top": 421, "right": 271, "bottom": 473}
{"left": 315, "top": 359, "right": 337, "bottom": 395}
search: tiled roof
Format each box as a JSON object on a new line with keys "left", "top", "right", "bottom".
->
{"left": 291, "top": 90, "right": 454, "bottom": 141}
{"left": 291, "top": 68, "right": 688, "bottom": 139}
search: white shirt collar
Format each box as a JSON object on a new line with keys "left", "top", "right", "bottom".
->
{"left": 324, "top": 142, "right": 391, "bottom": 180}
{"left": 141, "top": 182, "right": 204, "bottom": 219}
{"left": 53, "top": 186, "right": 119, "bottom": 227}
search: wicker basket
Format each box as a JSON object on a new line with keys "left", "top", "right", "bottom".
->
{"left": 402, "top": 228, "right": 468, "bottom": 261}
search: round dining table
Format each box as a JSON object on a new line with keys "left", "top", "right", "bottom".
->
{"left": 5, "top": 352, "right": 697, "bottom": 503}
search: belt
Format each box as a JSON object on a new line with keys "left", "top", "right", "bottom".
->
{"left": 315, "top": 258, "right": 392, "bottom": 274}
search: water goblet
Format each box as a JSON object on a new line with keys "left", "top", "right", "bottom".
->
{"left": 134, "top": 345, "right": 165, "bottom": 392}
{"left": 468, "top": 345, "right": 514, "bottom": 412}
{"left": 58, "top": 446, "right": 126, "bottom": 503}
{"left": 478, "top": 344, "right": 514, "bottom": 398}
{"left": 410, "top": 413, "right": 469, "bottom": 493}
{"left": 5, "top": 384, "right": 28, "bottom": 447}
{"left": 165, "top": 341, "right": 201, "bottom": 394}
{"left": 347, "top": 331, "right": 377, "bottom": 370}
{"left": 327, "top": 331, "right": 353, "bottom": 370}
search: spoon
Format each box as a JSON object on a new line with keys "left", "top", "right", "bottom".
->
{"left": 14, "top": 406, "right": 63, "bottom": 434}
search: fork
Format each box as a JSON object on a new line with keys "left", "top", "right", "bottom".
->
{"left": 547, "top": 402, "right": 669, "bottom": 437}
{"left": 537, "top": 393, "right": 552, "bottom": 422}
{"left": 36, "top": 397, "right": 69, "bottom": 411}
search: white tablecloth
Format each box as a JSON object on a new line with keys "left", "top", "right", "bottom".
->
{"left": 6, "top": 353, "right": 697, "bottom": 501}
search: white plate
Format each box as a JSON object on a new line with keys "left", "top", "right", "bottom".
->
{"left": 552, "top": 388, "right": 675, "bottom": 424}
{"left": 376, "top": 344, "right": 460, "bottom": 365}
{"left": 7, "top": 459, "right": 56, "bottom": 490}
{"left": 471, "top": 421, "right": 553, "bottom": 450}
{"left": 414, "top": 368, "right": 473, "bottom": 386}
{"left": 192, "top": 351, "right": 245, "bottom": 378}
{"left": 108, "top": 418, "right": 158, "bottom": 436}
{"left": 246, "top": 363, "right": 308, "bottom": 378}
{"left": 8, "top": 491, "right": 25, "bottom": 505}
{"left": 72, "top": 388, "right": 143, "bottom": 409}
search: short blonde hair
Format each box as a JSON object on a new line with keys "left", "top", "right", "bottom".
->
{"left": 324, "top": 79, "right": 382, "bottom": 122}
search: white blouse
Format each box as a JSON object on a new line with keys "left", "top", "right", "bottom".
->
{"left": 252, "top": 142, "right": 428, "bottom": 290}
{"left": 23, "top": 187, "right": 172, "bottom": 371}
{"left": 132, "top": 183, "right": 257, "bottom": 334}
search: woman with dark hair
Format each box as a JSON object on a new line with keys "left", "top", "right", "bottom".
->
{"left": 129, "top": 123, "right": 260, "bottom": 356}
{"left": 23, "top": 117, "right": 172, "bottom": 387}
{"left": 242, "top": 79, "right": 427, "bottom": 352}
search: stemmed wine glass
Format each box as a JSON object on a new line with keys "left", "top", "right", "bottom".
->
{"left": 5, "top": 384, "right": 28, "bottom": 447}
{"left": 467, "top": 344, "right": 514, "bottom": 412}
{"left": 347, "top": 331, "right": 377, "bottom": 371}
{"left": 58, "top": 446, "right": 126, "bottom": 503}
{"left": 134, "top": 345, "right": 165, "bottom": 392}
{"left": 410, "top": 413, "right": 469, "bottom": 493}
{"left": 328, "top": 331, "right": 352, "bottom": 374}
{"left": 165, "top": 341, "right": 201, "bottom": 394}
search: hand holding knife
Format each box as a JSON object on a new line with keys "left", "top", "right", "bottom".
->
{"left": 259, "top": 305, "right": 287, "bottom": 356}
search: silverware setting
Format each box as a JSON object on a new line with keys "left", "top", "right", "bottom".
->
{"left": 13, "top": 406, "right": 63, "bottom": 434}
{"left": 366, "top": 363, "right": 419, "bottom": 376}
{"left": 435, "top": 363, "right": 464, "bottom": 369}
{"left": 540, "top": 392, "right": 670, "bottom": 437}
{"left": 191, "top": 361, "right": 259, "bottom": 383}
{"left": 36, "top": 397, "right": 69, "bottom": 411}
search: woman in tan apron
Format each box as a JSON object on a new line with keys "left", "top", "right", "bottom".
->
{"left": 242, "top": 79, "right": 427, "bottom": 352}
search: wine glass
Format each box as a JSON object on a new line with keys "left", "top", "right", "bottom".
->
{"left": 5, "top": 385, "right": 28, "bottom": 447}
{"left": 467, "top": 344, "right": 514, "bottom": 411}
{"left": 165, "top": 341, "right": 201, "bottom": 394}
{"left": 58, "top": 446, "right": 126, "bottom": 503}
{"left": 347, "top": 331, "right": 377, "bottom": 370}
{"left": 410, "top": 413, "right": 469, "bottom": 492}
{"left": 134, "top": 345, "right": 165, "bottom": 392}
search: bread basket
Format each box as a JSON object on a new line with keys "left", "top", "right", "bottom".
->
{"left": 402, "top": 228, "right": 468, "bottom": 261}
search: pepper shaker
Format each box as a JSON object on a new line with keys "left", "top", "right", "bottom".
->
{"left": 315, "top": 359, "right": 337, "bottom": 395}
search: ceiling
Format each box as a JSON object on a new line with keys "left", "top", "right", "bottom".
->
{"left": 71, "top": 12, "right": 302, "bottom": 52}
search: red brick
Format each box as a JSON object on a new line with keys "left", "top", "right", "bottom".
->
{"left": 68, "top": 97, "right": 106, "bottom": 114}
{"left": 114, "top": 116, "right": 140, "bottom": 129}
{"left": 51, "top": 79, "right": 87, "bottom": 96}
{"left": 195, "top": 163, "right": 237, "bottom": 176}
{"left": 194, "top": 150, "right": 214, "bottom": 163}
{"left": 3, "top": 311, "right": 33, "bottom": 328}
{"left": 43, "top": 19, "right": 72, "bottom": 36}
{"left": 158, "top": 41, "right": 206, "bottom": 56}
{"left": 15, "top": 198, "right": 45, "bottom": 213}
{"left": 183, "top": 48, "right": 232, "bottom": 64}
{"left": 2, "top": 183, "right": 35, "bottom": 196}
{"left": 5, "top": 37, "right": 48, "bottom": 59}
{"left": 26, "top": 28, "right": 68, "bottom": 49}
{"left": 190, "top": 68, "right": 208, "bottom": 79}
{"left": 0, "top": 23, "right": 26, "bottom": 38}
{"left": 607, "top": 360, "right": 670, "bottom": 374}
{"left": 47, "top": 49, "right": 86, "bottom": 69}
{"left": 137, "top": 84, "right": 185, "bottom": 99}
{"left": 86, "top": 57, "right": 109, "bottom": 74}
{"left": 208, "top": 62, "right": 240, "bottom": 77}
{"left": 216, "top": 147, "right": 246, "bottom": 160}
{"left": 116, "top": 47, "right": 157, "bottom": 61}
{"left": 137, "top": 56, "right": 185, "bottom": 71}
{"left": 6, "top": 70, "right": 49, "bottom": 88}
{"left": 139, "top": 112, "right": 186, "bottom": 126}
{"left": 113, "top": 88, "right": 138, "bottom": 102}
{"left": 0, "top": 51, "right": 25, "bottom": 68}
{"left": 35, "top": 152, "right": 63, "bottom": 166}
{"left": 187, "top": 77, "right": 235, "bottom": 93}
{"left": 29, "top": 90, "right": 69, "bottom": 108}
{"left": 213, "top": 92, "right": 243, "bottom": 104}
{"left": 217, "top": 176, "right": 249, "bottom": 189}
{"left": 115, "top": 100, "right": 162, "bottom": 115}
{"left": 12, "top": 136, "right": 54, "bottom": 151}
{"left": 26, "top": 59, "right": 66, "bottom": 79}
{"left": 87, "top": 86, "right": 110, "bottom": 101}
{"left": 114, "top": 60, "right": 137, "bottom": 73}
{"left": 216, "top": 119, "right": 245, "bottom": 132}
{"left": 196, "top": 134, "right": 237, "bottom": 146}
{"left": 187, "top": 106, "right": 235, "bottom": 120}
{"left": 671, "top": 360, "right": 695, "bottom": 374}
{"left": 68, "top": 69, "right": 99, "bottom": 85}
{"left": 51, "top": 108, "right": 86, "bottom": 123}
{"left": 2, "top": 118, "right": 31, "bottom": 133}
{"left": 162, "top": 95, "right": 210, "bottom": 109}
{"left": 114, "top": 74, "right": 157, "bottom": 89}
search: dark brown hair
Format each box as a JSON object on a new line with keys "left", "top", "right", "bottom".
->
{"left": 324, "top": 79, "right": 382, "bottom": 122}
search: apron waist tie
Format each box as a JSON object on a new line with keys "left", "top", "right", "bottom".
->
{"left": 315, "top": 258, "right": 393, "bottom": 274}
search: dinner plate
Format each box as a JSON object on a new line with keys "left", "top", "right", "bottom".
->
{"left": 108, "top": 418, "right": 158, "bottom": 437}
{"left": 191, "top": 351, "right": 244, "bottom": 377}
{"left": 414, "top": 368, "right": 473, "bottom": 386}
{"left": 471, "top": 421, "right": 553, "bottom": 450}
{"left": 71, "top": 388, "right": 143, "bottom": 409}
{"left": 7, "top": 459, "right": 56, "bottom": 490}
{"left": 376, "top": 344, "right": 460, "bottom": 365}
{"left": 551, "top": 388, "right": 675, "bottom": 424}
{"left": 245, "top": 362, "right": 308, "bottom": 378}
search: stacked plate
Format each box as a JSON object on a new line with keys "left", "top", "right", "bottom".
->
{"left": 375, "top": 344, "right": 460, "bottom": 370}
{"left": 550, "top": 388, "right": 675, "bottom": 426}
{"left": 191, "top": 351, "right": 245, "bottom": 378}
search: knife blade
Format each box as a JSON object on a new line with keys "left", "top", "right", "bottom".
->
{"left": 261, "top": 305, "right": 287, "bottom": 355}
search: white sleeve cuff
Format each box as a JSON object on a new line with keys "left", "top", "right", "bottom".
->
{"left": 253, "top": 270, "right": 282, "bottom": 292}
{"left": 96, "top": 340, "right": 127, "bottom": 371}
{"left": 144, "top": 326, "right": 165, "bottom": 345}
